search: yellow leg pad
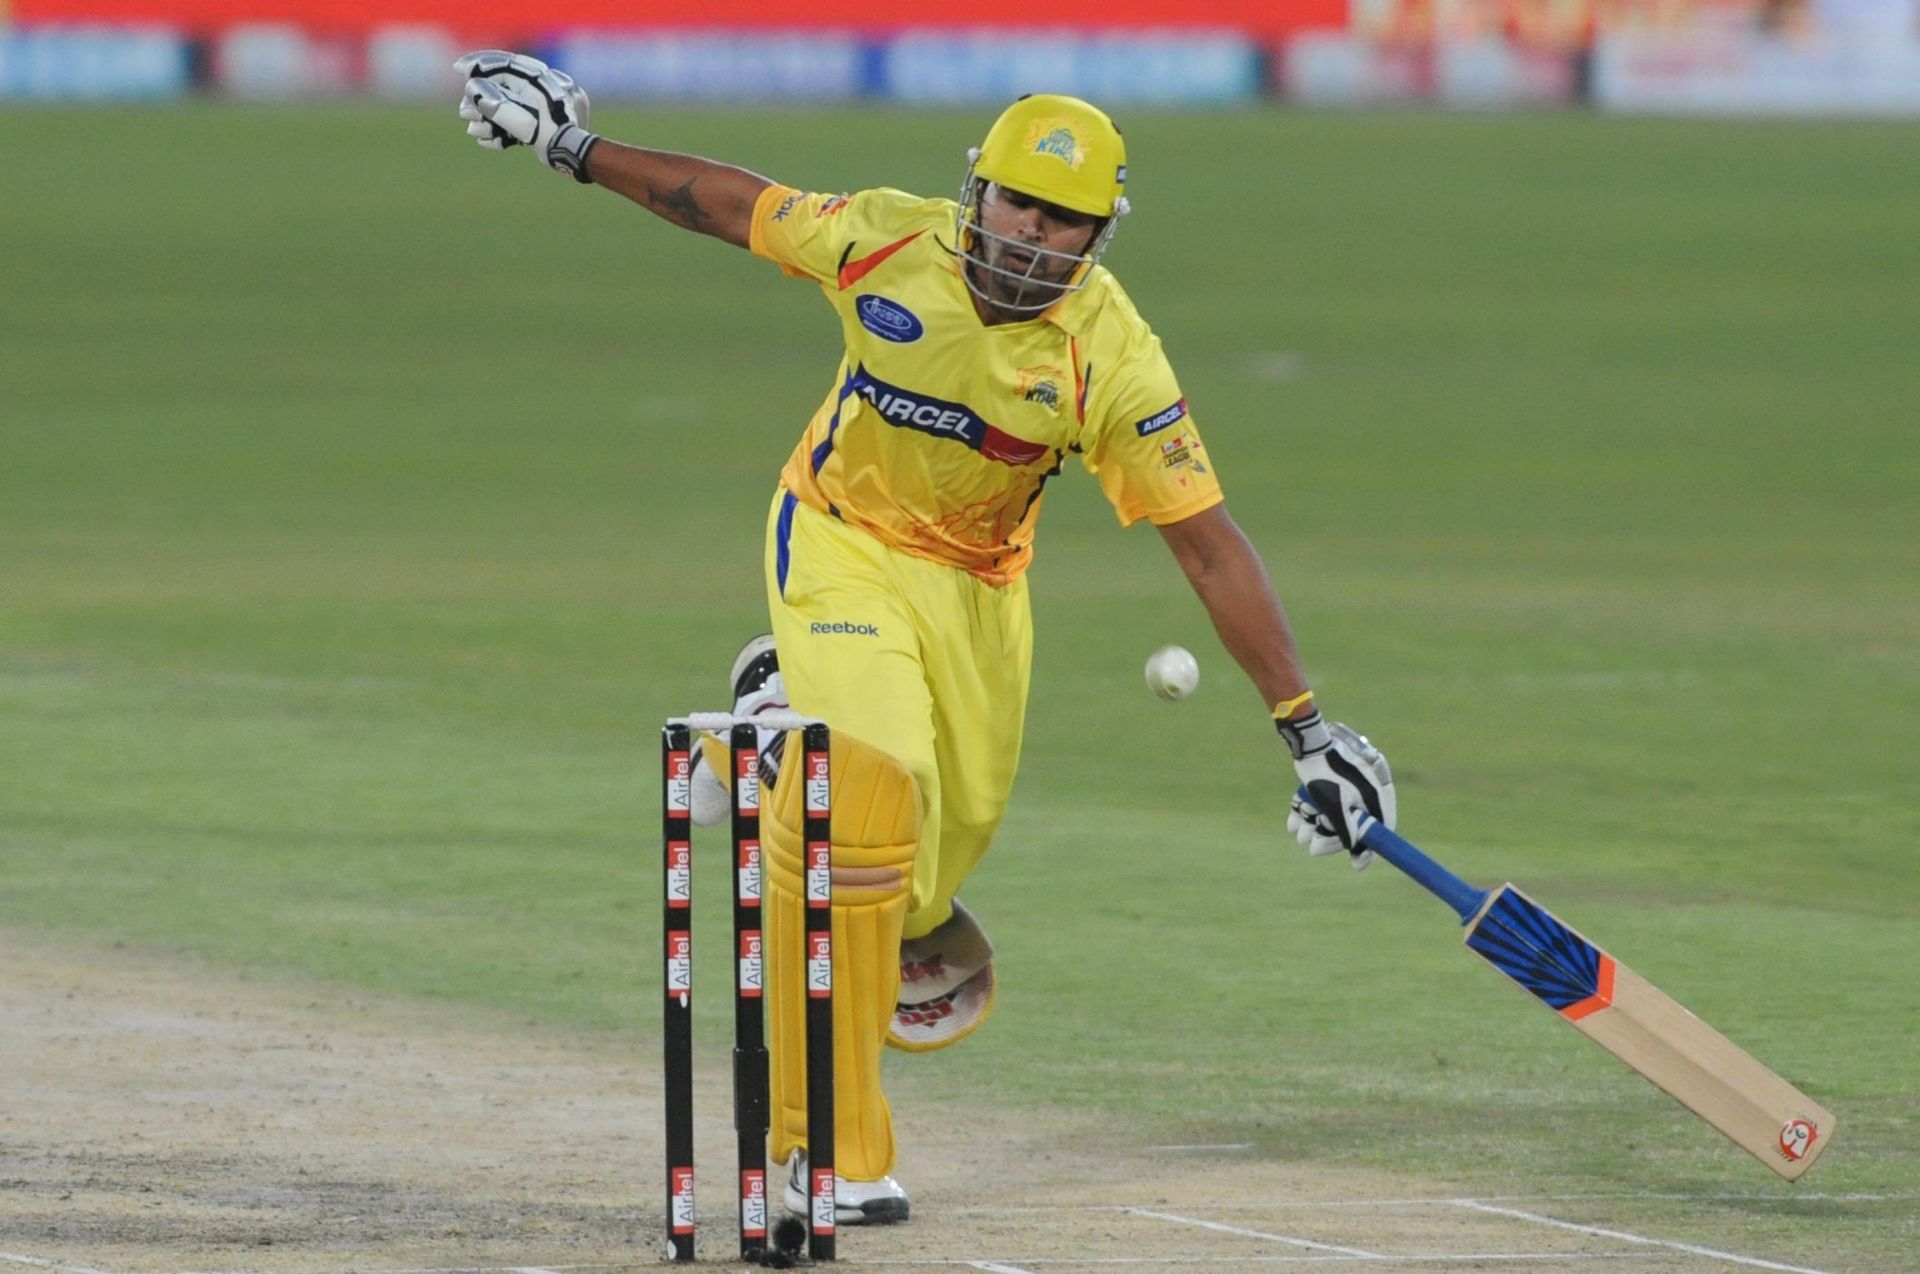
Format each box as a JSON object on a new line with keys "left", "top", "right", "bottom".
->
{"left": 764, "top": 729, "right": 919, "bottom": 1181}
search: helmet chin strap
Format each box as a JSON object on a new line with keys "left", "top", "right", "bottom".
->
{"left": 952, "top": 149, "right": 1129, "bottom": 316}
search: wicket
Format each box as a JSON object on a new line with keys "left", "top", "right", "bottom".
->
{"left": 662, "top": 712, "right": 836, "bottom": 1264}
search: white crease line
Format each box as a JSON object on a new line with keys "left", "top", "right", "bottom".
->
{"left": 952, "top": 1188, "right": 1905, "bottom": 1215}
{"left": 1292, "top": 1190, "right": 1901, "bottom": 1207}
{"left": 193, "top": 1267, "right": 630, "bottom": 1274}
{"left": 333, "top": 1266, "right": 628, "bottom": 1274}
{"left": 846, "top": 1256, "right": 1650, "bottom": 1266}
{"left": 1142, "top": 1143, "right": 1255, "bottom": 1153}
{"left": 1454, "top": 1201, "right": 1835, "bottom": 1274}
{"left": 0, "top": 1256, "right": 114, "bottom": 1274}
{"left": 1121, "top": 1207, "right": 1382, "bottom": 1258}
{"left": 0, "top": 1254, "right": 1732, "bottom": 1274}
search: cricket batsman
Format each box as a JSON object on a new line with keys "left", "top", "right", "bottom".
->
{"left": 455, "top": 53, "right": 1396, "bottom": 1225}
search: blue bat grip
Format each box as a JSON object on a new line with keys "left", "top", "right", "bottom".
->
{"left": 1293, "top": 787, "right": 1489, "bottom": 924}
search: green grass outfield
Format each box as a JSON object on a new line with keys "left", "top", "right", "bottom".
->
{"left": 4, "top": 106, "right": 1917, "bottom": 1266}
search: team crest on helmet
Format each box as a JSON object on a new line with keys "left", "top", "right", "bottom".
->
{"left": 1025, "top": 121, "right": 1085, "bottom": 169}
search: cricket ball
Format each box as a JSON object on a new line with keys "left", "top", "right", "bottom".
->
{"left": 1145, "top": 644, "right": 1199, "bottom": 701}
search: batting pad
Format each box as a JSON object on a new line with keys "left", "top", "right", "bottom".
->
{"left": 763, "top": 728, "right": 920, "bottom": 1181}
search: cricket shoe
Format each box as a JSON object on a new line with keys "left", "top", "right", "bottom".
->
{"left": 781, "top": 1150, "right": 910, "bottom": 1225}
{"left": 688, "top": 634, "right": 789, "bottom": 827}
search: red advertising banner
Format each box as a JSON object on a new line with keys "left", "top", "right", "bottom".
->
{"left": 11, "top": 0, "right": 1346, "bottom": 36}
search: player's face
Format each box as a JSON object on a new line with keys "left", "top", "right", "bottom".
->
{"left": 972, "top": 182, "right": 1101, "bottom": 310}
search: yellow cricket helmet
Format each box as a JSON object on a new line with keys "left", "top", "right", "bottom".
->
{"left": 972, "top": 93, "right": 1128, "bottom": 218}
{"left": 955, "top": 94, "right": 1132, "bottom": 315}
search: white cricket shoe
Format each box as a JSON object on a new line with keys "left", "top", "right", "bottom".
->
{"left": 688, "top": 634, "right": 788, "bottom": 827}
{"left": 781, "top": 1150, "right": 910, "bottom": 1226}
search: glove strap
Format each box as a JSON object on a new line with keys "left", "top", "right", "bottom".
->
{"left": 547, "top": 124, "right": 601, "bottom": 184}
{"left": 1276, "top": 709, "right": 1331, "bottom": 761}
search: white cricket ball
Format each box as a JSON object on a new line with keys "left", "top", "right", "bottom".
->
{"left": 1144, "top": 644, "right": 1199, "bottom": 701}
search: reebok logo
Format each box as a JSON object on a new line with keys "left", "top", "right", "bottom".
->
{"left": 811, "top": 622, "right": 880, "bottom": 637}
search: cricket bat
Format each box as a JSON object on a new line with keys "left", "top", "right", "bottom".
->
{"left": 1306, "top": 795, "right": 1835, "bottom": 1179}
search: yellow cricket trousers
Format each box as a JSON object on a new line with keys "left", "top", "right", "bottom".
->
{"left": 765, "top": 489, "right": 1031, "bottom": 937}
{"left": 761, "top": 489, "right": 1031, "bottom": 1179}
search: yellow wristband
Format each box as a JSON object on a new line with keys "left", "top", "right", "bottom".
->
{"left": 1271, "top": 689, "right": 1316, "bottom": 720}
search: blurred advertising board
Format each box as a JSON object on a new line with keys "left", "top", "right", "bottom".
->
{"left": 1278, "top": 0, "right": 1920, "bottom": 108}
{"left": 6, "top": 0, "right": 1332, "bottom": 104}
{"left": 1279, "top": 32, "right": 1431, "bottom": 101}
{"left": 881, "top": 32, "right": 1262, "bottom": 104}
{"left": 544, "top": 31, "right": 863, "bottom": 101}
{"left": 208, "top": 22, "right": 492, "bottom": 98}
{"left": 0, "top": 25, "right": 190, "bottom": 98}
{"left": 1594, "top": 32, "right": 1920, "bottom": 115}
{"left": 1350, "top": 0, "right": 1596, "bottom": 48}
{"left": 1280, "top": 0, "right": 1587, "bottom": 105}
{"left": 1280, "top": 32, "right": 1577, "bottom": 104}
{"left": 7, "top": 0, "right": 1346, "bottom": 38}
{"left": 197, "top": 27, "right": 1263, "bottom": 103}
{"left": 1339, "top": 0, "right": 1917, "bottom": 43}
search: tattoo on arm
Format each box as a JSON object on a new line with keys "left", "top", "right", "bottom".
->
{"left": 646, "top": 177, "right": 711, "bottom": 233}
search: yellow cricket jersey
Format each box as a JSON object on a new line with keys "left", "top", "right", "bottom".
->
{"left": 750, "top": 183, "right": 1224, "bottom": 586}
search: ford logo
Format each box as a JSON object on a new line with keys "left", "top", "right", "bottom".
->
{"left": 855, "top": 294, "right": 924, "bottom": 344}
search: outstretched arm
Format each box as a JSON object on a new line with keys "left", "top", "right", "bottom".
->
{"left": 1157, "top": 501, "right": 1395, "bottom": 864}
{"left": 582, "top": 143, "right": 772, "bottom": 249}
{"left": 1155, "top": 502, "right": 1312, "bottom": 717}
{"left": 455, "top": 50, "right": 771, "bottom": 249}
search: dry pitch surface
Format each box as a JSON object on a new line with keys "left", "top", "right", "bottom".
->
{"left": 0, "top": 930, "right": 1839, "bottom": 1274}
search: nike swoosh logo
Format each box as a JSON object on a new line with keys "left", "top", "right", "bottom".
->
{"left": 837, "top": 230, "right": 925, "bottom": 291}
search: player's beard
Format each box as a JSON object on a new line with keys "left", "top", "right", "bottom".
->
{"left": 974, "top": 239, "right": 1077, "bottom": 314}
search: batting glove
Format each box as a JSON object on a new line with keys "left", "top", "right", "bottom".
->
{"left": 454, "top": 50, "right": 599, "bottom": 183}
{"left": 1283, "top": 717, "right": 1395, "bottom": 870}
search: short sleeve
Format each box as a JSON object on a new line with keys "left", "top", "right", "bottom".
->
{"left": 1078, "top": 334, "right": 1224, "bottom": 527}
{"left": 749, "top": 185, "right": 860, "bottom": 283}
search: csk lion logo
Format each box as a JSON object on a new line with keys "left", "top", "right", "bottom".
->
{"left": 1025, "top": 121, "right": 1084, "bottom": 169}
{"left": 1016, "top": 365, "right": 1065, "bottom": 412}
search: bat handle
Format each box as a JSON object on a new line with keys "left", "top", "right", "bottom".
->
{"left": 1293, "top": 787, "right": 1489, "bottom": 924}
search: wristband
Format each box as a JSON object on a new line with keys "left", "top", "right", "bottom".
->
{"left": 1276, "top": 709, "right": 1331, "bottom": 761}
{"left": 547, "top": 124, "right": 600, "bottom": 184}
{"left": 1270, "top": 689, "right": 1315, "bottom": 720}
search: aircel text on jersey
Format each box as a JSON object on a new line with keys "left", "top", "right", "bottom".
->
{"left": 854, "top": 377, "right": 981, "bottom": 445}
{"left": 841, "top": 365, "right": 1050, "bottom": 467}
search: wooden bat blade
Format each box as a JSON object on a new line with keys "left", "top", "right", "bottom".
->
{"left": 1323, "top": 805, "right": 1838, "bottom": 1179}
{"left": 1464, "top": 885, "right": 1835, "bottom": 1179}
